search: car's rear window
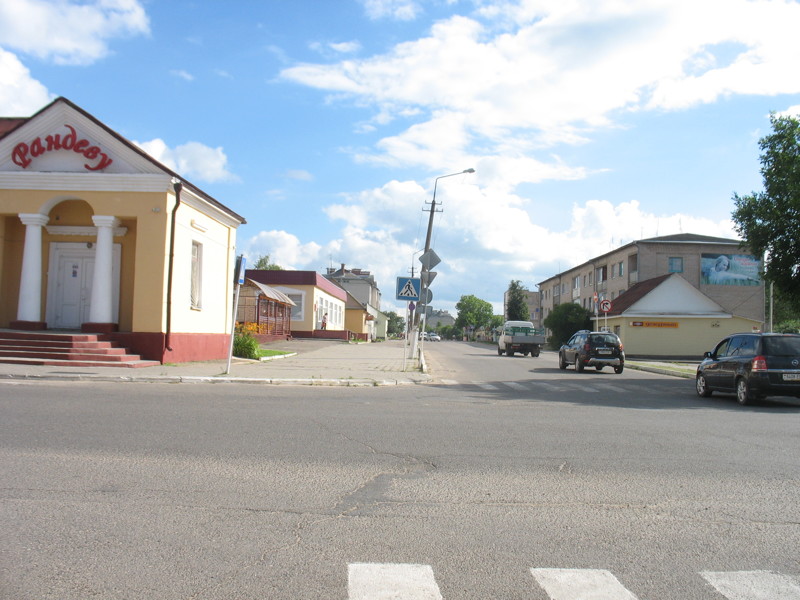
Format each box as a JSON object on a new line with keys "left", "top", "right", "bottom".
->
{"left": 590, "top": 334, "right": 618, "bottom": 345}
{"left": 763, "top": 336, "right": 800, "bottom": 356}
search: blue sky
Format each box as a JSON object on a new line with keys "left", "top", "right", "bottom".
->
{"left": 2, "top": 0, "right": 799, "bottom": 316}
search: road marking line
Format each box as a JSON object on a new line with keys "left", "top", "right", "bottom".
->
{"left": 594, "top": 384, "right": 626, "bottom": 393}
{"left": 700, "top": 570, "right": 800, "bottom": 600}
{"left": 472, "top": 381, "right": 498, "bottom": 390}
{"left": 505, "top": 381, "right": 527, "bottom": 390}
{"left": 531, "top": 568, "right": 639, "bottom": 600}
{"left": 349, "top": 563, "right": 443, "bottom": 599}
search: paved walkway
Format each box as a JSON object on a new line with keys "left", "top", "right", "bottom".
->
{"left": 0, "top": 339, "right": 697, "bottom": 386}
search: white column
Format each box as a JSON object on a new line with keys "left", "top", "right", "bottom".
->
{"left": 16, "top": 213, "right": 49, "bottom": 322}
{"left": 88, "top": 215, "right": 119, "bottom": 324}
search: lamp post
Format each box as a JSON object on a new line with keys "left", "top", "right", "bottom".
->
{"left": 415, "top": 168, "right": 475, "bottom": 327}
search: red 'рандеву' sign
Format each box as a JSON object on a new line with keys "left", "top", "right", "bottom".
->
{"left": 11, "top": 124, "right": 113, "bottom": 172}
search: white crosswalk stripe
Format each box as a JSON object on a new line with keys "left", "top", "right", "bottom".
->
{"left": 504, "top": 381, "right": 527, "bottom": 390}
{"left": 472, "top": 381, "right": 498, "bottom": 390}
{"left": 438, "top": 379, "right": 674, "bottom": 396}
{"left": 349, "top": 563, "right": 442, "bottom": 599}
{"left": 530, "top": 568, "right": 639, "bottom": 599}
{"left": 701, "top": 570, "right": 800, "bottom": 600}
{"left": 347, "top": 564, "right": 800, "bottom": 599}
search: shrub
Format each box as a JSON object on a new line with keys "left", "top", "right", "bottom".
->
{"left": 233, "top": 332, "right": 260, "bottom": 360}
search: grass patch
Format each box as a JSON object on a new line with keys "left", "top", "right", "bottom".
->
{"left": 258, "top": 349, "right": 292, "bottom": 358}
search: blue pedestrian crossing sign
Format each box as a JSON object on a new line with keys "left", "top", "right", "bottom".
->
{"left": 396, "top": 277, "right": 421, "bottom": 301}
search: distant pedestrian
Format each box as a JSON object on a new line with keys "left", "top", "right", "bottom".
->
{"left": 321, "top": 313, "right": 328, "bottom": 330}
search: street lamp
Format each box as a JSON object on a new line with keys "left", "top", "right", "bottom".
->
{"left": 415, "top": 168, "right": 475, "bottom": 326}
{"left": 423, "top": 168, "right": 475, "bottom": 252}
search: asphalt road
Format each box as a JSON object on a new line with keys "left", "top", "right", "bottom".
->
{"left": 2, "top": 342, "right": 799, "bottom": 599}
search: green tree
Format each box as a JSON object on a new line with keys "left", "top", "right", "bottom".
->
{"left": 732, "top": 113, "right": 800, "bottom": 310}
{"left": 252, "top": 254, "right": 283, "bottom": 270}
{"left": 490, "top": 314, "right": 504, "bottom": 330}
{"left": 505, "top": 280, "right": 530, "bottom": 321}
{"left": 543, "top": 303, "right": 592, "bottom": 348}
{"left": 455, "top": 295, "right": 494, "bottom": 334}
{"left": 385, "top": 311, "right": 405, "bottom": 336}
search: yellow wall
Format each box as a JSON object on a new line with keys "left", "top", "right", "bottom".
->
{"left": 345, "top": 309, "right": 367, "bottom": 334}
{"left": 0, "top": 187, "right": 237, "bottom": 336}
{"left": 608, "top": 316, "right": 761, "bottom": 357}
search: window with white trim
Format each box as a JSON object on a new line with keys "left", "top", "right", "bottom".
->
{"left": 191, "top": 241, "right": 202, "bottom": 309}
{"left": 288, "top": 294, "right": 303, "bottom": 320}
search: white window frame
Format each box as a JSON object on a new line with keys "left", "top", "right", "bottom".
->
{"left": 191, "top": 241, "right": 203, "bottom": 309}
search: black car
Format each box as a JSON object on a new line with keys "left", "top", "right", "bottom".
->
{"left": 695, "top": 332, "right": 800, "bottom": 405}
{"left": 559, "top": 330, "right": 625, "bottom": 373}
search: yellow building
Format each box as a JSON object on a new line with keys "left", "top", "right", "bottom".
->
{"left": 598, "top": 274, "right": 761, "bottom": 358}
{"left": 0, "top": 98, "right": 245, "bottom": 363}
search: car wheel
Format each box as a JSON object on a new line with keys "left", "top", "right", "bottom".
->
{"left": 614, "top": 365, "right": 624, "bottom": 374}
{"left": 696, "top": 374, "right": 712, "bottom": 397}
{"left": 596, "top": 365, "right": 603, "bottom": 371}
{"left": 523, "top": 351, "right": 529, "bottom": 356}
{"left": 576, "top": 357, "right": 584, "bottom": 372}
{"left": 736, "top": 377, "right": 754, "bottom": 405}
{"left": 507, "top": 349, "right": 514, "bottom": 357}
{"left": 497, "top": 347, "right": 503, "bottom": 356}
{"left": 532, "top": 349, "right": 540, "bottom": 357}
{"left": 558, "top": 353, "right": 567, "bottom": 370}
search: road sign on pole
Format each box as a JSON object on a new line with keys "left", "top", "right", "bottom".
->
{"left": 396, "top": 277, "right": 421, "bottom": 301}
{"left": 600, "top": 299, "right": 612, "bottom": 312}
{"left": 419, "top": 249, "right": 441, "bottom": 271}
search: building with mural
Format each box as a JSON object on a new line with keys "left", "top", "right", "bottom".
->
{"left": 538, "top": 234, "right": 765, "bottom": 357}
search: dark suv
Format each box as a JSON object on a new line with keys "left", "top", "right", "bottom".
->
{"left": 559, "top": 330, "right": 625, "bottom": 373}
{"left": 696, "top": 332, "right": 800, "bottom": 405}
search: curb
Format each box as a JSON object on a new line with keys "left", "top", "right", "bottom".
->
{"left": 0, "top": 373, "right": 426, "bottom": 386}
{"left": 626, "top": 363, "right": 695, "bottom": 379}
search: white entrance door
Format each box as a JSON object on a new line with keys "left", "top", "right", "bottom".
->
{"left": 47, "top": 243, "right": 120, "bottom": 329}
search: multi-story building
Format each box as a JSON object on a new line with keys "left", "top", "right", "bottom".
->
{"left": 324, "top": 264, "right": 386, "bottom": 339}
{"left": 539, "top": 234, "right": 763, "bottom": 322}
{"left": 538, "top": 234, "right": 765, "bottom": 356}
{"left": 425, "top": 308, "right": 455, "bottom": 328}
{"left": 503, "top": 288, "right": 542, "bottom": 328}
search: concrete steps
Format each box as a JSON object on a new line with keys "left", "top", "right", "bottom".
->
{"left": 0, "top": 331, "right": 160, "bottom": 368}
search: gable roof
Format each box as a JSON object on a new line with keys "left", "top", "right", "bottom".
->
{"left": 638, "top": 233, "right": 742, "bottom": 245}
{"left": 608, "top": 273, "right": 729, "bottom": 317}
{"left": 1, "top": 97, "right": 245, "bottom": 224}
{"left": 0, "top": 118, "right": 26, "bottom": 139}
{"left": 245, "top": 278, "right": 295, "bottom": 306}
{"left": 245, "top": 270, "right": 348, "bottom": 301}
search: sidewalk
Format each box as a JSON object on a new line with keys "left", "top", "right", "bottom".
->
{"left": 0, "top": 339, "right": 430, "bottom": 387}
{"left": 0, "top": 338, "right": 696, "bottom": 385}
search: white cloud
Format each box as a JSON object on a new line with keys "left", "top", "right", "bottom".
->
{"left": 285, "top": 169, "right": 314, "bottom": 181}
{"left": 360, "top": 0, "right": 421, "bottom": 21}
{"left": 170, "top": 69, "right": 194, "bottom": 82}
{"left": 244, "top": 230, "right": 323, "bottom": 270}
{"left": 329, "top": 41, "right": 362, "bottom": 54}
{"left": 283, "top": 0, "right": 800, "bottom": 182}
{"left": 0, "top": 47, "right": 54, "bottom": 114}
{"left": 779, "top": 105, "right": 800, "bottom": 118}
{"left": 134, "top": 138, "right": 239, "bottom": 183}
{"left": 0, "top": 0, "right": 150, "bottom": 66}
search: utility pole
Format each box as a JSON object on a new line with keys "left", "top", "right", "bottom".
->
{"left": 414, "top": 168, "right": 475, "bottom": 327}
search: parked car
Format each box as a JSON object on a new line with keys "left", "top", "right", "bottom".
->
{"left": 695, "top": 332, "right": 800, "bottom": 405}
{"left": 429, "top": 333, "right": 441, "bottom": 342}
{"left": 559, "top": 330, "right": 625, "bottom": 373}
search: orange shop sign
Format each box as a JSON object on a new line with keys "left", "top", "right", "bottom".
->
{"left": 630, "top": 321, "right": 679, "bottom": 328}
